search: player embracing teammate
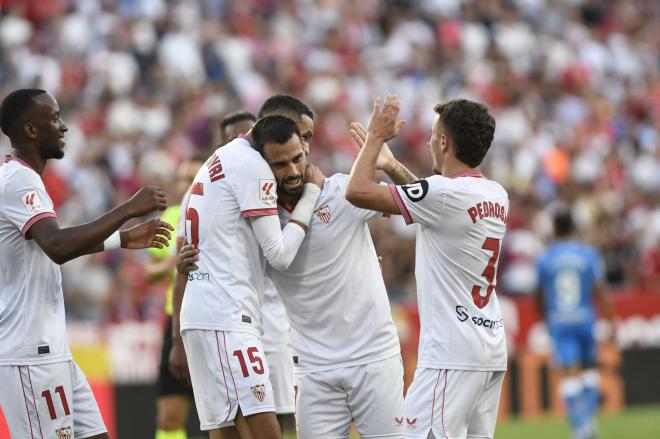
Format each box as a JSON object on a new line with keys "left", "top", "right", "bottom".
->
{"left": 175, "top": 94, "right": 508, "bottom": 439}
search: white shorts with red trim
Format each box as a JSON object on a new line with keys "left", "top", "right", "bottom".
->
{"left": 294, "top": 355, "right": 404, "bottom": 439}
{"left": 182, "top": 329, "right": 275, "bottom": 430}
{"left": 403, "top": 368, "right": 504, "bottom": 439}
{"left": 0, "top": 360, "right": 107, "bottom": 439}
{"left": 264, "top": 348, "right": 294, "bottom": 414}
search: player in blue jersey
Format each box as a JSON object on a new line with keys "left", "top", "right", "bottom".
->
{"left": 536, "top": 209, "right": 615, "bottom": 439}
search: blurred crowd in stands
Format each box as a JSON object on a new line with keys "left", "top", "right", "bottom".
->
{"left": 1, "top": 0, "right": 658, "bottom": 322}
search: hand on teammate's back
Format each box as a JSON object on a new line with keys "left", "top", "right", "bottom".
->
{"left": 169, "top": 339, "right": 191, "bottom": 386}
{"left": 349, "top": 121, "right": 396, "bottom": 172}
{"left": 304, "top": 163, "right": 325, "bottom": 189}
{"left": 366, "top": 95, "right": 406, "bottom": 143}
{"left": 176, "top": 244, "right": 199, "bottom": 274}
{"left": 120, "top": 219, "right": 174, "bottom": 249}
{"left": 122, "top": 186, "right": 168, "bottom": 217}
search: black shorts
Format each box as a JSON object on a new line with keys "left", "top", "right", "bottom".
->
{"left": 157, "top": 316, "right": 194, "bottom": 397}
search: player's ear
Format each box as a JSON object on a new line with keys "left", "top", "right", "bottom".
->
{"left": 440, "top": 134, "right": 449, "bottom": 153}
{"left": 24, "top": 121, "right": 38, "bottom": 140}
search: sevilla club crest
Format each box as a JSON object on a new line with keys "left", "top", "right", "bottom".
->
{"left": 314, "top": 204, "right": 331, "bottom": 223}
{"left": 56, "top": 426, "right": 72, "bottom": 439}
{"left": 251, "top": 384, "right": 266, "bottom": 402}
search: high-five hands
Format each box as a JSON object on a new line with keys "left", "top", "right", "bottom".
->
{"left": 366, "top": 95, "right": 406, "bottom": 143}
{"left": 349, "top": 121, "right": 396, "bottom": 172}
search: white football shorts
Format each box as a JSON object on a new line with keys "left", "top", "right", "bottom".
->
{"left": 295, "top": 354, "right": 404, "bottom": 439}
{"left": 403, "top": 368, "right": 505, "bottom": 439}
{"left": 264, "top": 348, "right": 294, "bottom": 415}
{"left": 182, "top": 329, "right": 275, "bottom": 430}
{"left": 0, "top": 360, "right": 107, "bottom": 439}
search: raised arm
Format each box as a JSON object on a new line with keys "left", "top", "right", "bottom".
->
{"left": 349, "top": 121, "right": 418, "bottom": 185}
{"left": 346, "top": 95, "right": 406, "bottom": 214}
{"left": 30, "top": 186, "right": 170, "bottom": 264}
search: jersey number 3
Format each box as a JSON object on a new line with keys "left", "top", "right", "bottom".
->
{"left": 471, "top": 237, "right": 501, "bottom": 309}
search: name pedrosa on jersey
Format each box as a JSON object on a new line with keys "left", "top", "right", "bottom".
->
{"left": 467, "top": 200, "right": 507, "bottom": 224}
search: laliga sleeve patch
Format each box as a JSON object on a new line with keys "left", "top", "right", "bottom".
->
{"left": 401, "top": 179, "right": 429, "bottom": 202}
{"left": 22, "top": 191, "right": 44, "bottom": 214}
{"left": 259, "top": 179, "right": 276, "bottom": 203}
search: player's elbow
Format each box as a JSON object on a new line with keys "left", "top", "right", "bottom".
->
{"left": 266, "top": 253, "right": 292, "bottom": 272}
{"left": 43, "top": 247, "right": 69, "bottom": 265}
{"left": 38, "top": 237, "right": 73, "bottom": 265}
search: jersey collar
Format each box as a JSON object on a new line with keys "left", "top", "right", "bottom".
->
{"left": 449, "top": 169, "right": 483, "bottom": 179}
{"left": 4, "top": 155, "right": 36, "bottom": 171}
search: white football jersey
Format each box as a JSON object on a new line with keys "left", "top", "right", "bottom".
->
{"left": 389, "top": 170, "right": 508, "bottom": 371}
{"left": 0, "top": 157, "right": 71, "bottom": 365}
{"left": 180, "top": 137, "right": 278, "bottom": 336}
{"left": 269, "top": 174, "right": 400, "bottom": 372}
{"left": 261, "top": 277, "right": 290, "bottom": 353}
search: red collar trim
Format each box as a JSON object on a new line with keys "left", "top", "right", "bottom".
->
{"left": 4, "top": 155, "right": 36, "bottom": 171}
{"left": 278, "top": 199, "right": 297, "bottom": 214}
{"left": 449, "top": 169, "right": 483, "bottom": 179}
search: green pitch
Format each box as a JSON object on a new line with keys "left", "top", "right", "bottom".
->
{"left": 283, "top": 404, "right": 660, "bottom": 439}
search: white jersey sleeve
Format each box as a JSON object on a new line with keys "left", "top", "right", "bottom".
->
{"left": 3, "top": 167, "right": 57, "bottom": 236}
{"left": 388, "top": 178, "right": 445, "bottom": 227}
{"left": 234, "top": 152, "right": 278, "bottom": 218}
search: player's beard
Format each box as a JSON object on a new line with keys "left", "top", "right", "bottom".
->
{"left": 278, "top": 173, "right": 304, "bottom": 197}
{"left": 38, "top": 138, "right": 65, "bottom": 160}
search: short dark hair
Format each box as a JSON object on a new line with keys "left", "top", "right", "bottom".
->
{"left": 0, "top": 89, "right": 47, "bottom": 138}
{"left": 251, "top": 115, "right": 301, "bottom": 156}
{"left": 219, "top": 111, "right": 256, "bottom": 131}
{"left": 258, "top": 95, "right": 314, "bottom": 120}
{"left": 434, "top": 99, "right": 495, "bottom": 168}
{"left": 553, "top": 209, "right": 575, "bottom": 237}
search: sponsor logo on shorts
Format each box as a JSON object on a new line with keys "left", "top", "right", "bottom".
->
{"left": 38, "top": 345, "right": 50, "bottom": 354}
{"left": 395, "top": 416, "right": 403, "bottom": 426}
{"left": 260, "top": 179, "right": 276, "bottom": 203}
{"left": 242, "top": 315, "right": 252, "bottom": 324}
{"left": 406, "top": 417, "right": 417, "bottom": 426}
{"left": 456, "top": 305, "right": 504, "bottom": 330}
{"left": 56, "top": 426, "right": 72, "bottom": 439}
{"left": 251, "top": 384, "right": 266, "bottom": 402}
{"left": 313, "top": 204, "right": 331, "bottom": 223}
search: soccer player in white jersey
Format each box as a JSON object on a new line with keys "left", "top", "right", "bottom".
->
{"left": 149, "top": 112, "right": 259, "bottom": 439}
{"left": 0, "top": 89, "right": 173, "bottom": 439}
{"left": 177, "top": 115, "right": 421, "bottom": 439}
{"left": 170, "top": 114, "right": 323, "bottom": 439}
{"left": 346, "top": 96, "right": 508, "bottom": 439}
